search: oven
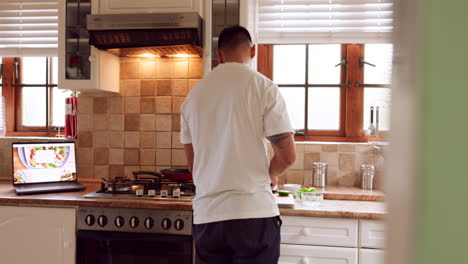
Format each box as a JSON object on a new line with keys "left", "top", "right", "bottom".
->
{"left": 77, "top": 207, "right": 194, "bottom": 264}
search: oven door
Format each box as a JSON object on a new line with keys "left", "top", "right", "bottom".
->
{"left": 77, "top": 230, "right": 193, "bottom": 264}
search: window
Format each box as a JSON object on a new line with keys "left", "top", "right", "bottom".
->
{"left": 1, "top": 57, "right": 72, "bottom": 135}
{"left": 258, "top": 43, "right": 393, "bottom": 142}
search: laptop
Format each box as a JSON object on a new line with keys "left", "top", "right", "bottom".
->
{"left": 12, "top": 142, "right": 85, "bottom": 195}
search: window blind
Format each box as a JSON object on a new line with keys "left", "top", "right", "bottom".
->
{"left": 258, "top": 0, "right": 394, "bottom": 44}
{"left": 0, "top": 0, "right": 58, "bottom": 56}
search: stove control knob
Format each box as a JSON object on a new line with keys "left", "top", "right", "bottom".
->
{"left": 174, "top": 219, "right": 184, "bottom": 231}
{"left": 130, "top": 217, "right": 140, "bottom": 228}
{"left": 161, "top": 218, "right": 172, "bottom": 230}
{"left": 115, "top": 216, "right": 125, "bottom": 228}
{"left": 144, "top": 217, "right": 154, "bottom": 229}
{"left": 85, "top": 215, "right": 95, "bottom": 226}
{"left": 97, "top": 215, "right": 108, "bottom": 227}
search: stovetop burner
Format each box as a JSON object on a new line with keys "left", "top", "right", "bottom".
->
{"left": 84, "top": 171, "right": 195, "bottom": 201}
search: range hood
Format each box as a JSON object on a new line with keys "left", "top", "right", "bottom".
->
{"left": 87, "top": 12, "right": 203, "bottom": 57}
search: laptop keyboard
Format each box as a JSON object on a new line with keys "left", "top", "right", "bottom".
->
{"left": 16, "top": 182, "right": 84, "bottom": 193}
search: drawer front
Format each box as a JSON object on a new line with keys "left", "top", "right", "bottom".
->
{"left": 359, "top": 220, "right": 385, "bottom": 249}
{"left": 281, "top": 216, "right": 359, "bottom": 247}
{"left": 359, "top": 249, "right": 384, "bottom": 264}
{"left": 279, "top": 244, "right": 358, "bottom": 264}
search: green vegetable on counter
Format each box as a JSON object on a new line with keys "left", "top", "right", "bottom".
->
{"left": 296, "top": 187, "right": 317, "bottom": 198}
{"left": 277, "top": 190, "right": 291, "bottom": 196}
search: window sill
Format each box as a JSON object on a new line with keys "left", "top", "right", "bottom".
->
{"left": 5, "top": 131, "right": 70, "bottom": 139}
{"left": 294, "top": 135, "right": 388, "bottom": 143}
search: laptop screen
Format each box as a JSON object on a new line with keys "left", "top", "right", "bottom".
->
{"left": 12, "top": 142, "right": 77, "bottom": 185}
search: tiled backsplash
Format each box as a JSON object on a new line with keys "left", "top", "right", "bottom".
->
{"left": 75, "top": 56, "right": 202, "bottom": 180}
{"left": 273, "top": 142, "right": 386, "bottom": 189}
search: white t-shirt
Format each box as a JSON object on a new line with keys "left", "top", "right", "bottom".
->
{"left": 180, "top": 62, "right": 293, "bottom": 224}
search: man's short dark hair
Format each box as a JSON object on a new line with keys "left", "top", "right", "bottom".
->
{"left": 218, "top": 25, "right": 252, "bottom": 52}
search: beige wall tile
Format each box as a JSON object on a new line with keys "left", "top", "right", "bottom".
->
{"left": 189, "top": 58, "right": 203, "bottom": 79}
{"left": 172, "top": 149, "right": 187, "bottom": 166}
{"left": 303, "top": 170, "right": 313, "bottom": 187}
{"left": 109, "top": 97, "right": 124, "bottom": 114}
{"left": 124, "top": 149, "right": 140, "bottom": 165}
{"left": 172, "top": 79, "right": 188, "bottom": 96}
{"left": 140, "top": 166, "right": 156, "bottom": 171}
{"left": 356, "top": 145, "right": 371, "bottom": 153}
{"left": 141, "top": 80, "right": 156, "bottom": 96}
{"left": 356, "top": 153, "right": 373, "bottom": 169}
{"left": 156, "top": 96, "right": 172, "bottom": 113}
{"left": 77, "top": 148, "right": 93, "bottom": 165}
{"left": 172, "top": 114, "right": 180, "bottom": 132}
{"left": 78, "top": 114, "right": 93, "bottom": 132}
{"left": 304, "top": 152, "right": 321, "bottom": 170}
{"left": 125, "top": 79, "right": 140, "bottom": 96}
{"left": 109, "top": 114, "right": 124, "bottom": 131}
{"left": 141, "top": 60, "right": 156, "bottom": 79}
{"left": 140, "top": 132, "right": 155, "bottom": 149}
{"left": 124, "top": 97, "right": 140, "bottom": 113}
{"left": 125, "top": 166, "right": 140, "bottom": 178}
{"left": 173, "top": 60, "right": 189, "bottom": 78}
{"left": 156, "top": 149, "right": 171, "bottom": 166}
{"left": 285, "top": 170, "right": 304, "bottom": 185}
{"left": 124, "top": 131, "right": 140, "bottom": 148}
{"left": 157, "top": 58, "right": 172, "bottom": 78}
{"left": 289, "top": 152, "right": 304, "bottom": 170}
{"left": 119, "top": 80, "right": 125, "bottom": 94}
{"left": 109, "top": 165, "right": 125, "bottom": 179}
{"left": 304, "top": 144, "right": 322, "bottom": 152}
{"left": 124, "top": 114, "right": 140, "bottom": 131}
{"left": 78, "top": 165, "right": 93, "bottom": 178}
{"left": 120, "top": 62, "right": 127, "bottom": 79}
{"left": 172, "top": 97, "right": 185, "bottom": 114}
{"left": 93, "top": 114, "right": 108, "bottom": 131}
{"left": 93, "top": 148, "right": 109, "bottom": 165}
{"left": 295, "top": 144, "right": 305, "bottom": 153}
{"left": 124, "top": 62, "right": 141, "bottom": 79}
{"left": 320, "top": 152, "right": 338, "bottom": 170}
{"left": 156, "top": 80, "right": 172, "bottom": 96}
{"left": 109, "top": 148, "right": 124, "bottom": 165}
{"left": 78, "top": 97, "right": 93, "bottom": 114}
{"left": 339, "top": 144, "right": 356, "bottom": 152}
{"left": 337, "top": 171, "right": 358, "bottom": 186}
{"left": 140, "top": 149, "right": 156, "bottom": 166}
{"left": 93, "top": 97, "right": 108, "bottom": 114}
{"left": 338, "top": 153, "right": 356, "bottom": 171}
{"left": 94, "top": 165, "right": 109, "bottom": 179}
{"left": 188, "top": 79, "right": 200, "bottom": 90}
{"left": 155, "top": 114, "right": 172, "bottom": 131}
{"left": 326, "top": 170, "right": 338, "bottom": 186}
{"left": 140, "top": 97, "right": 155, "bottom": 114}
{"left": 156, "top": 132, "right": 172, "bottom": 148}
{"left": 93, "top": 131, "right": 108, "bottom": 148}
{"left": 78, "top": 131, "right": 93, "bottom": 147}
{"left": 140, "top": 114, "right": 155, "bottom": 131}
{"left": 109, "top": 131, "right": 124, "bottom": 148}
{"left": 172, "top": 132, "right": 183, "bottom": 149}
{"left": 322, "top": 144, "right": 338, "bottom": 152}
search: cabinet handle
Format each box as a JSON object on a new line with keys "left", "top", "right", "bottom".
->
{"left": 301, "top": 228, "right": 310, "bottom": 236}
{"left": 88, "top": 56, "right": 96, "bottom": 63}
{"left": 301, "top": 257, "right": 310, "bottom": 264}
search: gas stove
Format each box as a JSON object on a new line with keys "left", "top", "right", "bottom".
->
{"left": 83, "top": 171, "right": 195, "bottom": 202}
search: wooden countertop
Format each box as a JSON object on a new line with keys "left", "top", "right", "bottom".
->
{"left": 0, "top": 183, "right": 386, "bottom": 220}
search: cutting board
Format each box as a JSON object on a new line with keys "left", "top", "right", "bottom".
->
{"left": 275, "top": 194, "right": 295, "bottom": 208}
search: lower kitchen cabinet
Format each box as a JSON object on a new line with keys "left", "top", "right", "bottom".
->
{"left": 0, "top": 206, "right": 76, "bottom": 264}
{"left": 279, "top": 244, "right": 358, "bottom": 264}
{"left": 359, "top": 249, "right": 384, "bottom": 264}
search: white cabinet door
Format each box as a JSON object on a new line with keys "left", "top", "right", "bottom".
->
{"left": 97, "top": 0, "right": 202, "bottom": 15}
{"left": 281, "top": 216, "right": 359, "bottom": 247}
{"left": 359, "top": 220, "right": 385, "bottom": 249}
{"left": 280, "top": 244, "right": 358, "bottom": 264}
{"left": 359, "top": 249, "right": 384, "bottom": 264}
{"left": 0, "top": 206, "right": 76, "bottom": 264}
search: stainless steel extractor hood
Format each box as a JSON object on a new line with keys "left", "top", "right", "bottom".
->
{"left": 87, "top": 12, "right": 203, "bottom": 57}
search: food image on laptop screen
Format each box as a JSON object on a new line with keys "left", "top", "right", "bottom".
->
{"left": 12, "top": 142, "right": 77, "bottom": 184}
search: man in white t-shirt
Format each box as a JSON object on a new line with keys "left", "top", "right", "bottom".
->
{"left": 181, "top": 25, "right": 296, "bottom": 264}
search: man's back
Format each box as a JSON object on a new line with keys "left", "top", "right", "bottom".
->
{"left": 181, "top": 62, "right": 288, "bottom": 224}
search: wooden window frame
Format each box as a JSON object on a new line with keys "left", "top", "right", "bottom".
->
{"left": 258, "top": 44, "right": 388, "bottom": 142}
{"left": 1, "top": 57, "right": 61, "bottom": 137}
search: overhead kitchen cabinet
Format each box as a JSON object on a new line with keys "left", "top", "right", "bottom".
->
{"left": 94, "top": 0, "right": 203, "bottom": 15}
{"left": 58, "top": 0, "right": 119, "bottom": 93}
{"left": 0, "top": 206, "right": 76, "bottom": 264}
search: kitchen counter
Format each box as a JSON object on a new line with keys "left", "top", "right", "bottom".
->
{"left": 0, "top": 183, "right": 385, "bottom": 220}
